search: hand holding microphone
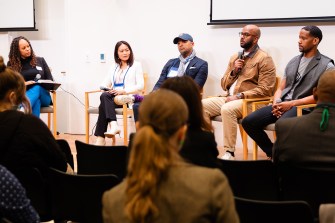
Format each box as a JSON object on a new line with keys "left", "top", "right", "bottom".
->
{"left": 233, "top": 50, "right": 245, "bottom": 75}
{"left": 34, "top": 74, "right": 41, "bottom": 82}
{"left": 25, "top": 74, "right": 41, "bottom": 86}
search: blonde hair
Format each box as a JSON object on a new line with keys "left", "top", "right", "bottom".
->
{"left": 125, "top": 89, "right": 188, "bottom": 223}
{"left": 0, "top": 56, "right": 31, "bottom": 114}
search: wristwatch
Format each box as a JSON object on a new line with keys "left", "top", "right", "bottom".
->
{"left": 236, "top": 93, "right": 244, "bottom": 99}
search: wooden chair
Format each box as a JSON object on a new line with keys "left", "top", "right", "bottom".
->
{"left": 48, "top": 167, "right": 120, "bottom": 223}
{"left": 75, "top": 140, "right": 128, "bottom": 179}
{"left": 40, "top": 90, "right": 57, "bottom": 137}
{"left": 235, "top": 197, "right": 315, "bottom": 223}
{"left": 211, "top": 76, "right": 281, "bottom": 160}
{"left": 85, "top": 73, "right": 148, "bottom": 145}
{"left": 218, "top": 159, "right": 279, "bottom": 201}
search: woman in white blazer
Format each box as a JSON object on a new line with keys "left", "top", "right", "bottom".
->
{"left": 95, "top": 41, "right": 144, "bottom": 146}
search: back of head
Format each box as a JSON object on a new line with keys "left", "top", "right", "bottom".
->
{"left": 0, "top": 56, "right": 31, "bottom": 113}
{"left": 126, "top": 89, "right": 188, "bottom": 223}
{"left": 161, "top": 76, "right": 213, "bottom": 131}
{"left": 302, "top": 25, "right": 323, "bottom": 44}
{"left": 316, "top": 69, "right": 335, "bottom": 103}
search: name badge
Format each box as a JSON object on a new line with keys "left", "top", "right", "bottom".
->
{"left": 167, "top": 67, "right": 178, "bottom": 78}
{"left": 36, "top": 66, "right": 43, "bottom": 71}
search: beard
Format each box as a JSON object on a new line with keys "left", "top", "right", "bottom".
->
{"left": 241, "top": 40, "right": 253, "bottom": 51}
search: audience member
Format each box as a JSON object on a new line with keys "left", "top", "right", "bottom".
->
{"left": 8, "top": 36, "right": 54, "bottom": 117}
{"left": 0, "top": 164, "right": 40, "bottom": 223}
{"left": 95, "top": 41, "right": 144, "bottom": 146}
{"left": 0, "top": 56, "right": 71, "bottom": 177}
{"left": 114, "top": 33, "right": 208, "bottom": 122}
{"left": 273, "top": 69, "right": 335, "bottom": 168}
{"left": 94, "top": 41, "right": 144, "bottom": 145}
{"left": 201, "top": 24, "right": 276, "bottom": 160}
{"left": 102, "top": 89, "right": 239, "bottom": 223}
{"left": 242, "top": 25, "right": 334, "bottom": 158}
{"left": 160, "top": 76, "right": 220, "bottom": 168}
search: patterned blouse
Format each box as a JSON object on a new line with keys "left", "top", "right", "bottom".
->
{"left": 0, "top": 165, "right": 40, "bottom": 223}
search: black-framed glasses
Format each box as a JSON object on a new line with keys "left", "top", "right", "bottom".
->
{"left": 239, "top": 32, "right": 255, "bottom": 37}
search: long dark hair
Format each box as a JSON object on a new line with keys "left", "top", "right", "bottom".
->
{"left": 114, "top": 40, "right": 134, "bottom": 67}
{"left": 161, "top": 76, "right": 213, "bottom": 131}
{"left": 8, "top": 36, "right": 37, "bottom": 72}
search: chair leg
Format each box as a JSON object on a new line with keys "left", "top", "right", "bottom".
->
{"left": 239, "top": 125, "right": 248, "bottom": 160}
{"left": 253, "top": 143, "right": 258, "bottom": 160}
{"left": 253, "top": 141, "right": 258, "bottom": 160}
{"left": 122, "top": 105, "right": 128, "bottom": 146}
{"left": 51, "top": 91, "right": 57, "bottom": 138}
{"left": 47, "top": 113, "right": 51, "bottom": 129}
{"left": 52, "top": 111, "right": 57, "bottom": 138}
{"left": 85, "top": 112, "right": 90, "bottom": 143}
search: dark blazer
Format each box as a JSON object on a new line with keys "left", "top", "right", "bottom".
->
{"left": 180, "top": 129, "right": 220, "bottom": 168}
{"left": 128, "top": 130, "right": 220, "bottom": 169}
{"left": 273, "top": 107, "right": 335, "bottom": 171}
{"left": 153, "top": 56, "right": 208, "bottom": 91}
{"left": 35, "top": 57, "right": 53, "bottom": 80}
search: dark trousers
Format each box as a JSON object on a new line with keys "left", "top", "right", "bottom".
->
{"left": 94, "top": 92, "right": 121, "bottom": 137}
{"left": 242, "top": 105, "right": 299, "bottom": 157}
{"left": 133, "top": 102, "right": 140, "bottom": 122}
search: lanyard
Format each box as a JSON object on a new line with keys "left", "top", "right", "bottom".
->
{"left": 113, "top": 65, "right": 130, "bottom": 88}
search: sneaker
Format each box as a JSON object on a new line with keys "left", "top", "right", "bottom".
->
{"left": 114, "top": 95, "right": 134, "bottom": 105}
{"left": 104, "top": 125, "right": 121, "bottom": 138}
{"left": 221, "top": 151, "right": 235, "bottom": 160}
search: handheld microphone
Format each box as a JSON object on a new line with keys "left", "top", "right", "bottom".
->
{"left": 238, "top": 50, "right": 244, "bottom": 60}
{"left": 100, "top": 86, "right": 111, "bottom": 91}
{"left": 34, "top": 74, "right": 41, "bottom": 82}
{"left": 237, "top": 50, "right": 245, "bottom": 73}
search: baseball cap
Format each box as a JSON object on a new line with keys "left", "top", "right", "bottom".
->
{"left": 173, "top": 33, "right": 193, "bottom": 44}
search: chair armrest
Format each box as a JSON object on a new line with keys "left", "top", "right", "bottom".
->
{"left": 85, "top": 90, "right": 102, "bottom": 111}
{"left": 85, "top": 90, "right": 101, "bottom": 94}
{"left": 242, "top": 97, "right": 273, "bottom": 117}
{"left": 296, "top": 104, "right": 316, "bottom": 116}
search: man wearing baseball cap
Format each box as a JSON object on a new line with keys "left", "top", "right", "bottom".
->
{"left": 153, "top": 33, "right": 208, "bottom": 90}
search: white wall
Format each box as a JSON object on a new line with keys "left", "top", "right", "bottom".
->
{"left": 1, "top": 0, "right": 335, "bottom": 138}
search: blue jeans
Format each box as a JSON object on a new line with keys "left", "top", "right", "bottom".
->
{"left": 242, "top": 105, "right": 299, "bottom": 157}
{"left": 26, "top": 85, "right": 51, "bottom": 117}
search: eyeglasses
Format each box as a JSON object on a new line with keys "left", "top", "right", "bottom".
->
{"left": 239, "top": 32, "right": 256, "bottom": 38}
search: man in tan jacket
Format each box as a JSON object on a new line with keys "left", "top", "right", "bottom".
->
{"left": 202, "top": 24, "right": 276, "bottom": 160}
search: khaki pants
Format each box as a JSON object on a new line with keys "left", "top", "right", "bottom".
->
{"left": 202, "top": 96, "right": 243, "bottom": 152}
